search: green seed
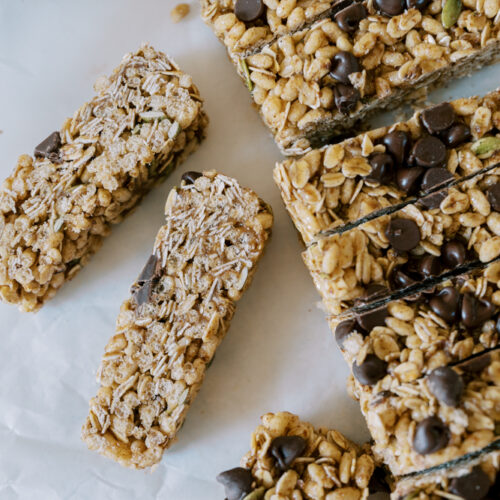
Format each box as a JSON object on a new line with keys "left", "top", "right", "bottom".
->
{"left": 243, "top": 487, "right": 265, "bottom": 500}
{"left": 442, "top": 0, "right": 462, "bottom": 29}
{"left": 240, "top": 58, "right": 253, "bottom": 92}
{"left": 471, "top": 136, "right": 500, "bottom": 159}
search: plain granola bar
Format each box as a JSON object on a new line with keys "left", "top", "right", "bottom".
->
{"left": 216, "top": 411, "right": 376, "bottom": 500}
{"left": 303, "top": 169, "right": 500, "bottom": 316}
{"left": 274, "top": 90, "right": 500, "bottom": 244}
{"left": 350, "top": 349, "right": 500, "bottom": 477}
{"left": 81, "top": 171, "right": 273, "bottom": 468}
{"left": 234, "top": 1, "right": 500, "bottom": 154}
{"left": 330, "top": 264, "right": 500, "bottom": 385}
{"left": 0, "top": 44, "right": 208, "bottom": 312}
{"left": 201, "top": 0, "right": 347, "bottom": 56}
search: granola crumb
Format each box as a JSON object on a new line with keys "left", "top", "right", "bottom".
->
{"left": 171, "top": 3, "right": 190, "bottom": 23}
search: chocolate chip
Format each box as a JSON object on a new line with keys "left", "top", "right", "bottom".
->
{"left": 461, "top": 293, "right": 496, "bottom": 329}
{"left": 486, "top": 184, "right": 500, "bottom": 212}
{"left": 390, "top": 267, "right": 417, "bottom": 289}
{"left": 382, "top": 130, "right": 411, "bottom": 166}
{"left": 371, "top": 390, "right": 393, "bottom": 406}
{"left": 450, "top": 467, "right": 492, "bottom": 500}
{"left": 396, "top": 167, "right": 425, "bottom": 194}
{"left": 427, "top": 366, "right": 464, "bottom": 406}
{"left": 360, "top": 284, "right": 389, "bottom": 303}
{"left": 386, "top": 218, "right": 421, "bottom": 252}
{"left": 335, "top": 319, "right": 358, "bottom": 348}
{"left": 367, "top": 153, "right": 394, "bottom": 184}
{"left": 353, "top": 354, "right": 387, "bottom": 385}
{"left": 459, "top": 351, "right": 492, "bottom": 373}
{"left": 368, "top": 466, "right": 391, "bottom": 494}
{"left": 442, "top": 123, "right": 472, "bottom": 148}
{"left": 334, "top": 83, "right": 360, "bottom": 115}
{"left": 418, "top": 255, "right": 442, "bottom": 277}
{"left": 410, "top": 136, "right": 447, "bottom": 168}
{"left": 137, "top": 254, "right": 161, "bottom": 283}
{"left": 429, "top": 287, "right": 461, "bottom": 323}
{"left": 330, "top": 51, "right": 360, "bottom": 84}
{"left": 420, "top": 167, "right": 454, "bottom": 193}
{"left": 406, "top": 0, "right": 430, "bottom": 10}
{"left": 497, "top": 316, "right": 500, "bottom": 335}
{"left": 334, "top": 3, "right": 367, "bottom": 32}
{"left": 442, "top": 240, "right": 466, "bottom": 269}
{"left": 412, "top": 416, "right": 450, "bottom": 455}
{"left": 234, "top": 0, "right": 265, "bottom": 23}
{"left": 34, "top": 131, "right": 62, "bottom": 162}
{"left": 269, "top": 436, "right": 307, "bottom": 470}
{"left": 216, "top": 467, "right": 253, "bottom": 500}
{"left": 375, "top": 0, "right": 405, "bottom": 16}
{"left": 131, "top": 254, "right": 162, "bottom": 307}
{"left": 356, "top": 305, "right": 389, "bottom": 331}
{"left": 421, "top": 103, "right": 456, "bottom": 135}
{"left": 181, "top": 171, "right": 203, "bottom": 184}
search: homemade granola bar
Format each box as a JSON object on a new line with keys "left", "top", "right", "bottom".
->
{"left": 235, "top": 1, "right": 500, "bottom": 154}
{"left": 303, "top": 170, "right": 500, "bottom": 316}
{"left": 81, "top": 171, "right": 273, "bottom": 468}
{"left": 0, "top": 44, "right": 208, "bottom": 312}
{"left": 201, "top": 0, "right": 348, "bottom": 56}
{"left": 274, "top": 91, "right": 500, "bottom": 244}
{"left": 216, "top": 411, "right": 376, "bottom": 500}
{"left": 350, "top": 349, "right": 500, "bottom": 476}
{"left": 393, "top": 450, "right": 499, "bottom": 500}
{"left": 330, "top": 264, "right": 500, "bottom": 385}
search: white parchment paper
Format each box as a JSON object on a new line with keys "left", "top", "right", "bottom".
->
{"left": 0, "top": 1, "right": 499, "bottom": 498}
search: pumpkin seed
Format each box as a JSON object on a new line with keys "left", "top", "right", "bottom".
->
{"left": 243, "top": 487, "right": 265, "bottom": 500}
{"left": 471, "top": 136, "right": 500, "bottom": 159}
{"left": 240, "top": 58, "right": 253, "bottom": 92}
{"left": 442, "top": 0, "right": 462, "bottom": 29}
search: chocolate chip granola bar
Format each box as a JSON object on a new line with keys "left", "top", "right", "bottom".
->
{"left": 81, "top": 171, "right": 272, "bottom": 468}
{"left": 0, "top": 44, "right": 208, "bottom": 312}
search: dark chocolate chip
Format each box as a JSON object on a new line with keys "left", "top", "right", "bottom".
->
{"left": 418, "top": 255, "right": 442, "bottom": 277}
{"left": 459, "top": 352, "right": 492, "bottom": 373}
{"left": 441, "top": 240, "right": 466, "bottom": 269}
{"left": 334, "top": 3, "right": 368, "bottom": 33}
{"left": 356, "top": 305, "right": 389, "bottom": 331}
{"left": 420, "top": 167, "right": 454, "bottom": 193}
{"left": 382, "top": 130, "right": 411, "bottom": 166}
{"left": 486, "top": 184, "right": 500, "bottom": 212}
{"left": 412, "top": 416, "right": 450, "bottom": 455}
{"left": 386, "top": 218, "right": 421, "bottom": 252}
{"left": 137, "top": 254, "right": 161, "bottom": 283}
{"left": 442, "top": 123, "right": 472, "bottom": 148}
{"left": 367, "top": 153, "right": 394, "bottom": 184}
{"left": 269, "top": 436, "right": 307, "bottom": 470}
{"left": 421, "top": 103, "right": 456, "bottom": 135}
{"left": 450, "top": 467, "right": 492, "bottom": 500}
{"left": 396, "top": 167, "right": 425, "bottom": 194}
{"left": 497, "top": 315, "right": 500, "bottom": 335}
{"left": 34, "top": 131, "right": 62, "bottom": 162}
{"left": 410, "top": 136, "right": 447, "bottom": 168}
{"left": 131, "top": 254, "right": 162, "bottom": 307}
{"left": 352, "top": 354, "right": 387, "bottom": 385}
{"left": 371, "top": 390, "right": 393, "bottom": 406}
{"left": 181, "top": 171, "right": 203, "bottom": 185}
{"left": 334, "top": 83, "right": 360, "bottom": 115}
{"left": 390, "top": 267, "right": 417, "bottom": 289}
{"left": 368, "top": 466, "right": 391, "bottom": 494}
{"left": 330, "top": 51, "right": 360, "bottom": 84}
{"left": 461, "top": 293, "right": 496, "bottom": 329}
{"left": 375, "top": 0, "right": 405, "bottom": 16}
{"left": 427, "top": 366, "right": 464, "bottom": 406}
{"left": 216, "top": 467, "right": 254, "bottom": 500}
{"left": 335, "top": 319, "right": 358, "bottom": 349}
{"left": 131, "top": 280, "right": 154, "bottom": 307}
{"left": 429, "top": 287, "right": 461, "bottom": 323}
{"left": 406, "top": 0, "right": 430, "bottom": 10}
{"left": 234, "top": 0, "right": 265, "bottom": 23}
{"left": 360, "top": 284, "right": 390, "bottom": 303}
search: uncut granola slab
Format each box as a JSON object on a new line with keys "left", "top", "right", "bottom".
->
{"left": 303, "top": 169, "right": 500, "bottom": 316}
{"left": 350, "top": 350, "right": 500, "bottom": 477}
{"left": 330, "top": 264, "right": 500, "bottom": 386}
{"left": 0, "top": 44, "right": 208, "bottom": 312}
{"left": 393, "top": 450, "right": 499, "bottom": 500}
{"left": 236, "top": 1, "right": 500, "bottom": 154}
{"left": 216, "top": 411, "right": 376, "bottom": 500}
{"left": 81, "top": 172, "right": 272, "bottom": 468}
{"left": 274, "top": 90, "right": 500, "bottom": 244}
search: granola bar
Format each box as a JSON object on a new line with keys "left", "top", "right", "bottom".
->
{"left": 81, "top": 171, "right": 273, "bottom": 468}
{"left": 201, "top": 0, "right": 347, "bottom": 56}
{"left": 274, "top": 90, "right": 500, "bottom": 244}
{"left": 0, "top": 44, "right": 208, "bottom": 312}
{"left": 350, "top": 349, "right": 500, "bottom": 476}
{"left": 235, "top": 1, "right": 500, "bottom": 154}
{"left": 216, "top": 411, "right": 376, "bottom": 500}
{"left": 330, "top": 264, "right": 500, "bottom": 385}
{"left": 303, "top": 170, "right": 500, "bottom": 316}
{"left": 393, "top": 450, "right": 499, "bottom": 500}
